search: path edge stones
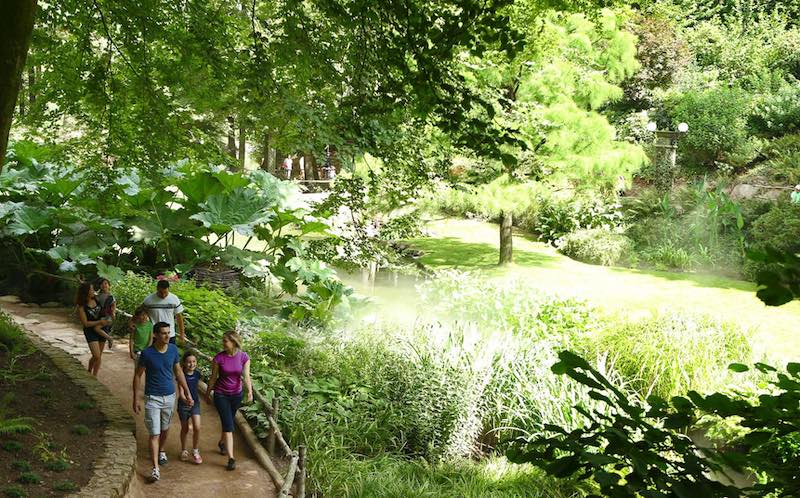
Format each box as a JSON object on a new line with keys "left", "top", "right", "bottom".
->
{"left": 2, "top": 300, "right": 138, "bottom": 498}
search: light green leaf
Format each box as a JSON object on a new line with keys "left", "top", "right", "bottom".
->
{"left": 5, "top": 206, "right": 52, "bottom": 235}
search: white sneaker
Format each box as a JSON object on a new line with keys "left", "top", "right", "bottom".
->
{"left": 158, "top": 451, "right": 168, "bottom": 465}
{"left": 149, "top": 467, "right": 160, "bottom": 482}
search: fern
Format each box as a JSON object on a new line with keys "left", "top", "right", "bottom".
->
{"left": 0, "top": 417, "right": 34, "bottom": 435}
{"left": 0, "top": 393, "right": 34, "bottom": 435}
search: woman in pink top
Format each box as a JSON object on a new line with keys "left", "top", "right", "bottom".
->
{"left": 206, "top": 330, "right": 253, "bottom": 470}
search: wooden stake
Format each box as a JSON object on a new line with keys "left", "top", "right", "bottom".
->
{"left": 298, "top": 445, "right": 307, "bottom": 498}
{"left": 267, "top": 397, "right": 279, "bottom": 455}
{"left": 278, "top": 452, "right": 299, "bottom": 498}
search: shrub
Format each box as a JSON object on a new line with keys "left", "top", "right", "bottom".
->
{"left": 532, "top": 195, "right": 624, "bottom": 245}
{"left": 2, "top": 441, "right": 22, "bottom": 452}
{"left": 665, "top": 86, "right": 751, "bottom": 169}
{"left": 16, "top": 472, "right": 41, "bottom": 484}
{"left": 595, "top": 312, "right": 753, "bottom": 399}
{"left": 0, "top": 314, "right": 28, "bottom": 352}
{"left": 70, "top": 424, "right": 89, "bottom": 436}
{"left": 2, "top": 485, "right": 26, "bottom": 498}
{"left": 750, "top": 84, "right": 800, "bottom": 137}
{"left": 511, "top": 352, "right": 800, "bottom": 497}
{"left": 640, "top": 242, "right": 692, "bottom": 271}
{"left": 249, "top": 273, "right": 618, "bottom": 466}
{"left": 744, "top": 200, "right": 800, "bottom": 280}
{"left": 113, "top": 273, "right": 242, "bottom": 348}
{"left": 45, "top": 458, "right": 70, "bottom": 472}
{"left": 52, "top": 481, "right": 78, "bottom": 492}
{"left": 428, "top": 185, "right": 481, "bottom": 218}
{"left": 10, "top": 460, "right": 31, "bottom": 472}
{"left": 559, "top": 229, "right": 634, "bottom": 266}
{"left": 757, "top": 134, "right": 800, "bottom": 185}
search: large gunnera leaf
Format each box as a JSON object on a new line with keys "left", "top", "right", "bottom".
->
{"left": 190, "top": 188, "right": 274, "bottom": 236}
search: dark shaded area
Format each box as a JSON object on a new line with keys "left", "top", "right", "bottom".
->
{"left": 0, "top": 339, "right": 105, "bottom": 496}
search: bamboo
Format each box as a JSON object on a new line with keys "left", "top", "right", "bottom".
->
{"left": 297, "top": 445, "right": 307, "bottom": 498}
{"left": 278, "top": 452, "right": 299, "bottom": 498}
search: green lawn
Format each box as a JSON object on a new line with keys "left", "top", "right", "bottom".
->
{"left": 359, "top": 218, "right": 800, "bottom": 362}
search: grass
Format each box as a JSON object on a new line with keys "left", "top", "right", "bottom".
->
{"left": 385, "top": 218, "right": 800, "bottom": 362}
{"left": 310, "top": 454, "right": 588, "bottom": 498}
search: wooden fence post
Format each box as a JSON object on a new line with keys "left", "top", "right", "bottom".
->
{"left": 267, "top": 397, "right": 279, "bottom": 455}
{"left": 298, "top": 445, "right": 307, "bottom": 498}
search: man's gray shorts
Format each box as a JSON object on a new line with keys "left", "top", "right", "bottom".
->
{"left": 144, "top": 393, "right": 176, "bottom": 436}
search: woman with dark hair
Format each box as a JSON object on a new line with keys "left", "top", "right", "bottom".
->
{"left": 206, "top": 330, "right": 253, "bottom": 471}
{"left": 94, "top": 277, "right": 116, "bottom": 341}
{"left": 75, "top": 281, "right": 113, "bottom": 377}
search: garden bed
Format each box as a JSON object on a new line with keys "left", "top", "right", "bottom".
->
{"left": 0, "top": 340, "right": 106, "bottom": 496}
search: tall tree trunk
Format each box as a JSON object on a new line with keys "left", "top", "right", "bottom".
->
{"left": 328, "top": 145, "right": 341, "bottom": 175}
{"left": 18, "top": 80, "right": 25, "bottom": 117}
{"left": 0, "top": 0, "right": 37, "bottom": 173}
{"left": 499, "top": 211, "right": 513, "bottom": 265}
{"left": 226, "top": 115, "right": 237, "bottom": 158}
{"left": 238, "top": 123, "right": 246, "bottom": 169}
{"left": 260, "top": 132, "right": 271, "bottom": 171}
{"left": 291, "top": 155, "right": 302, "bottom": 180}
{"left": 275, "top": 149, "right": 286, "bottom": 178}
{"left": 303, "top": 152, "right": 315, "bottom": 180}
{"left": 27, "top": 65, "right": 35, "bottom": 105}
{"left": 310, "top": 152, "right": 319, "bottom": 179}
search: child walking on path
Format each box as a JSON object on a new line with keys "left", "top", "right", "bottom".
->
{"left": 178, "top": 350, "right": 203, "bottom": 464}
{"left": 128, "top": 306, "right": 152, "bottom": 363}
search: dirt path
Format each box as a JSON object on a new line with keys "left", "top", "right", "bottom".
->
{"left": 0, "top": 300, "right": 277, "bottom": 498}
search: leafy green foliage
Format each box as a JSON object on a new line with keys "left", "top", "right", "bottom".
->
{"left": 1, "top": 441, "right": 22, "bottom": 453}
{"left": 69, "top": 424, "right": 89, "bottom": 436}
{"left": 10, "top": 460, "right": 31, "bottom": 472}
{"left": 51, "top": 481, "right": 78, "bottom": 492}
{"left": 44, "top": 459, "right": 70, "bottom": 472}
{"left": 625, "top": 184, "right": 745, "bottom": 274}
{"left": 16, "top": 473, "right": 41, "bottom": 485}
{"left": 750, "top": 83, "right": 800, "bottom": 137}
{"left": 558, "top": 229, "right": 634, "bottom": 266}
{"left": 666, "top": 86, "right": 751, "bottom": 169}
{"left": 511, "top": 351, "right": 800, "bottom": 497}
{"left": 534, "top": 195, "right": 624, "bottom": 245}
{"left": 2, "top": 485, "right": 26, "bottom": 498}
{"left": 744, "top": 200, "right": 800, "bottom": 282}
{"left": 241, "top": 271, "right": 624, "bottom": 493}
{"left": 112, "top": 273, "right": 241, "bottom": 348}
{"left": 507, "top": 351, "right": 741, "bottom": 498}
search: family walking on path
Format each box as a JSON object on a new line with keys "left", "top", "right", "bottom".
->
{"left": 73, "top": 278, "right": 262, "bottom": 489}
